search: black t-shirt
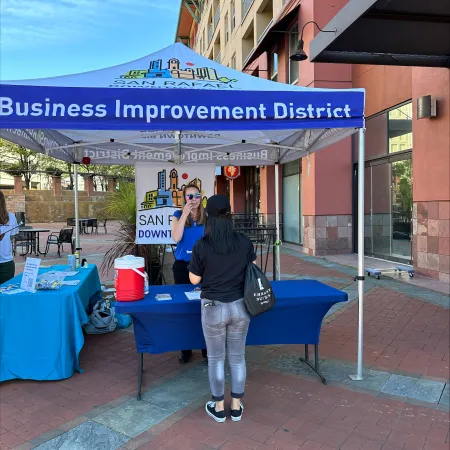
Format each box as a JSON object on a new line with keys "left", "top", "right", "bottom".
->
{"left": 188, "top": 233, "right": 256, "bottom": 302}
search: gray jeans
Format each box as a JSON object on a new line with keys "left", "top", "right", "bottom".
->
{"left": 201, "top": 298, "right": 250, "bottom": 401}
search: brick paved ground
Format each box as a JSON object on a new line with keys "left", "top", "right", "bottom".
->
{"left": 121, "top": 370, "right": 450, "bottom": 450}
{"left": 1, "top": 224, "right": 449, "bottom": 449}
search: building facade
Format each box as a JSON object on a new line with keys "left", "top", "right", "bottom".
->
{"left": 176, "top": 0, "right": 450, "bottom": 282}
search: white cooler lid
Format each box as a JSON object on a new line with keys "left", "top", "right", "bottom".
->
{"left": 114, "top": 255, "right": 145, "bottom": 269}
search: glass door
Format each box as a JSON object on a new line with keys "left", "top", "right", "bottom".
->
{"left": 391, "top": 159, "right": 412, "bottom": 260}
{"left": 282, "top": 160, "right": 301, "bottom": 244}
{"left": 358, "top": 156, "right": 412, "bottom": 263}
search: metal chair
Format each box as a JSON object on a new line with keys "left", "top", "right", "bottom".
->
{"left": 93, "top": 219, "right": 107, "bottom": 234}
{"left": 13, "top": 227, "right": 33, "bottom": 256}
{"left": 44, "top": 227, "right": 74, "bottom": 257}
{"left": 88, "top": 219, "right": 98, "bottom": 234}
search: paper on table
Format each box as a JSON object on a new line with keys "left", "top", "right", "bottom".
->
{"left": 21, "top": 257, "right": 41, "bottom": 293}
{"left": 60, "top": 280, "right": 81, "bottom": 286}
{"left": 185, "top": 291, "right": 201, "bottom": 300}
{"left": 2, "top": 288, "right": 25, "bottom": 295}
{"left": 45, "top": 271, "right": 79, "bottom": 277}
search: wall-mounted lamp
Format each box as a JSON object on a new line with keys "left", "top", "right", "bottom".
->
{"left": 290, "top": 21, "right": 337, "bottom": 61}
{"left": 242, "top": 21, "right": 337, "bottom": 73}
{"left": 273, "top": 21, "right": 336, "bottom": 61}
{"left": 417, "top": 95, "right": 437, "bottom": 119}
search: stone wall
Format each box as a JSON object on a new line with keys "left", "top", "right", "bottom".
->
{"left": 303, "top": 215, "right": 353, "bottom": 256}
{"left": 413, "top": 201, "right": 450, "bottom": 282}
{"left": 2, "top": 190, "right": 26, "bottom": 216}
{"left": 2, "top": 189, "right": 114, "bottom": 223}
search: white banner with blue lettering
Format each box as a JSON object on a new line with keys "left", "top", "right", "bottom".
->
{"left": 135, "top": 163, "right": 215, "bottom": 244}
{"left": 0, "top": 43, "right": 365, "bottom": 166}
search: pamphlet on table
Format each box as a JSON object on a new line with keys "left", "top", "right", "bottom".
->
{"left": 185, "top": 291, "right": 201, "bottom": 300}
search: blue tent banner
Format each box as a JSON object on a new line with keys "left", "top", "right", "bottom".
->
{"left": 0, "top": 85, "right": 363, "bottom": 130}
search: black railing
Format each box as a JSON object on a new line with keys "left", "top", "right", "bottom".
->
{"left": 231, "top": 213, "right": 282, "bottom": 229}
{"left": 235, "top": 226, "right": 277, "bottom": 280}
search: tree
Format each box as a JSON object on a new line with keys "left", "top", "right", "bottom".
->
{"left": 66, "top": 162, "right": 74, "bottom": 190}
{"left": 0, "top": 140, "right": 40, "bottom": 189}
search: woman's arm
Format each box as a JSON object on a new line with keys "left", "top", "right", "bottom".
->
{"left": 171, "top": 215, "right": 187, "bottom": 243}
{"left": 171, "top": 204, "right": 192, "bottom": 243}
{"left": 187, "top": 242, "right": 203, "bottom": 285}
{"left": 189, "top": 272, "right": 202, "bottom": 285}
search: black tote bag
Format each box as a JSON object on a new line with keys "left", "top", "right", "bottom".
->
{"left": 243, "top": 263, "right": 276, "bottom": 317}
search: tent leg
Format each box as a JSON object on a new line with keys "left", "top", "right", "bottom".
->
{"left": 74, "top": 163, "right": 81, "bottom": 254}
{"left": 350, "top": 128, "right": 365, "bottom": 381}
{"left": 274, "top": 163, "right": 281, "bottom": 281}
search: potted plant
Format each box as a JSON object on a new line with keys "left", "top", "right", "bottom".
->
{"left": 101, "top": 183, "right": 163, "bottom": 285}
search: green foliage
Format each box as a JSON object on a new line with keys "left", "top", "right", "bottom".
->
{"left": 393, "top": 160, "right": 412, "bottom": 212}
{"left": 104, "top": 182, "right": 137, "bottom": 224}
{"left": 45, "top": 166, "right": 63, "bottom": 177}
{"left": 0, "top": 139, "right": 134, "bottom": 191}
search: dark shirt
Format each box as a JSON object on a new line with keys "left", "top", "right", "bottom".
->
{"left": 188, "top": 233, "right": 256, "bottom": 302}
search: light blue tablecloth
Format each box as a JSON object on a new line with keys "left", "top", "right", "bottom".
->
{"left": 0, "top": 265, "right": 102, "bottom": 382}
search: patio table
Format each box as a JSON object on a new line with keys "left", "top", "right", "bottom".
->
{"left": 0, "top": 265, "right": 102, "bottom": 382}
{"left": 116, "top": 279, "right": 348, "bottom": 399}
{"left": 17, "top": 227, "right": 50, "bottom": 256}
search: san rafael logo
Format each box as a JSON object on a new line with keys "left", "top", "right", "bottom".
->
{"left": 111, "top": 58, "right": 237, "bottom": 89}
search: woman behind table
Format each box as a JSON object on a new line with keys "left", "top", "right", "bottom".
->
{"left": 0, "top": 192, "right": 19, "bottom": 285}
{"left": 171, "top": 183, "right": 207, "bottom": 364}
{"left": 188, "top": 195, "right": 256, "bottom": 423}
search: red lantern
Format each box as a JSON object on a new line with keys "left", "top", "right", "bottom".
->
{"left": 224, "top": 165, "right": 240, "bottom": 180}
{"left": 81, "top": 156, "right": 91, "bottom": 165}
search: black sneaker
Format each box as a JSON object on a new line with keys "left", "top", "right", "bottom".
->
{"left": 205, "top": 401, "right": 226, "bottom": 423}
{"left": 231, "top": 402, "right": 244, "bottom": 422}
{"left": 178, "top": 351, "right": 191, "bottom": 364}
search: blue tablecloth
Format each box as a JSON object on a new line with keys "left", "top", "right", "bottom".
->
{"left": 115, "top": 280, "right": 347, "bottom": 354}
{"left": 0, "top": 265, "right": 102, "bottom": 382}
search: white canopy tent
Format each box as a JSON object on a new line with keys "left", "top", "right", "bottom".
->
{"left": 0, "top": 43, "right": 366, "bottom": 379}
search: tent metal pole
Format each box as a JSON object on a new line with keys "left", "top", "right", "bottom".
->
{"left": 350, "top": 128, "right": 365, "bottom": 381}
{"left": 74, "top": 163, "right": 81, "bottom": 254}
{"left": 274, "top": 162, "right": 281, "bottom": 281}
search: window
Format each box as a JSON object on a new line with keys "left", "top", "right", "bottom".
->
{"left": 288, "top": 24, "right": 299, "bottom": 84}
{"left": 270, "top": 50, "right": 278, "bottom": 81}
{"left": 231, "top": 0, "right": 236, "bottom": 30}
{"left": 225, "top": 12, "right": 229, "bottom": 43}
{"left": 231, "top": 53, "right": 236, "bottom": 69}
{"left": 356, "top": 101, "right": 413, "bottom": 161}
{"left": 388, "top": 103, "right": 413, "bottom": 153}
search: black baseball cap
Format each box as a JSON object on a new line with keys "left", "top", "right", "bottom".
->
{"left": 205, "top": 195, "right": 231, "bottom": 217}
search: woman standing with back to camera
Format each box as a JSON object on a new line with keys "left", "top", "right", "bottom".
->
{"left": 188, "top": 195, "right": 256, "bottom": 423}
{"left": 171, "top": 183, "right": 207, "bottom": 364}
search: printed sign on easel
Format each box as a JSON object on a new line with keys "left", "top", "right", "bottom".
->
{"left": 20, "top": 257, "right": 41, "bottom": 293}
